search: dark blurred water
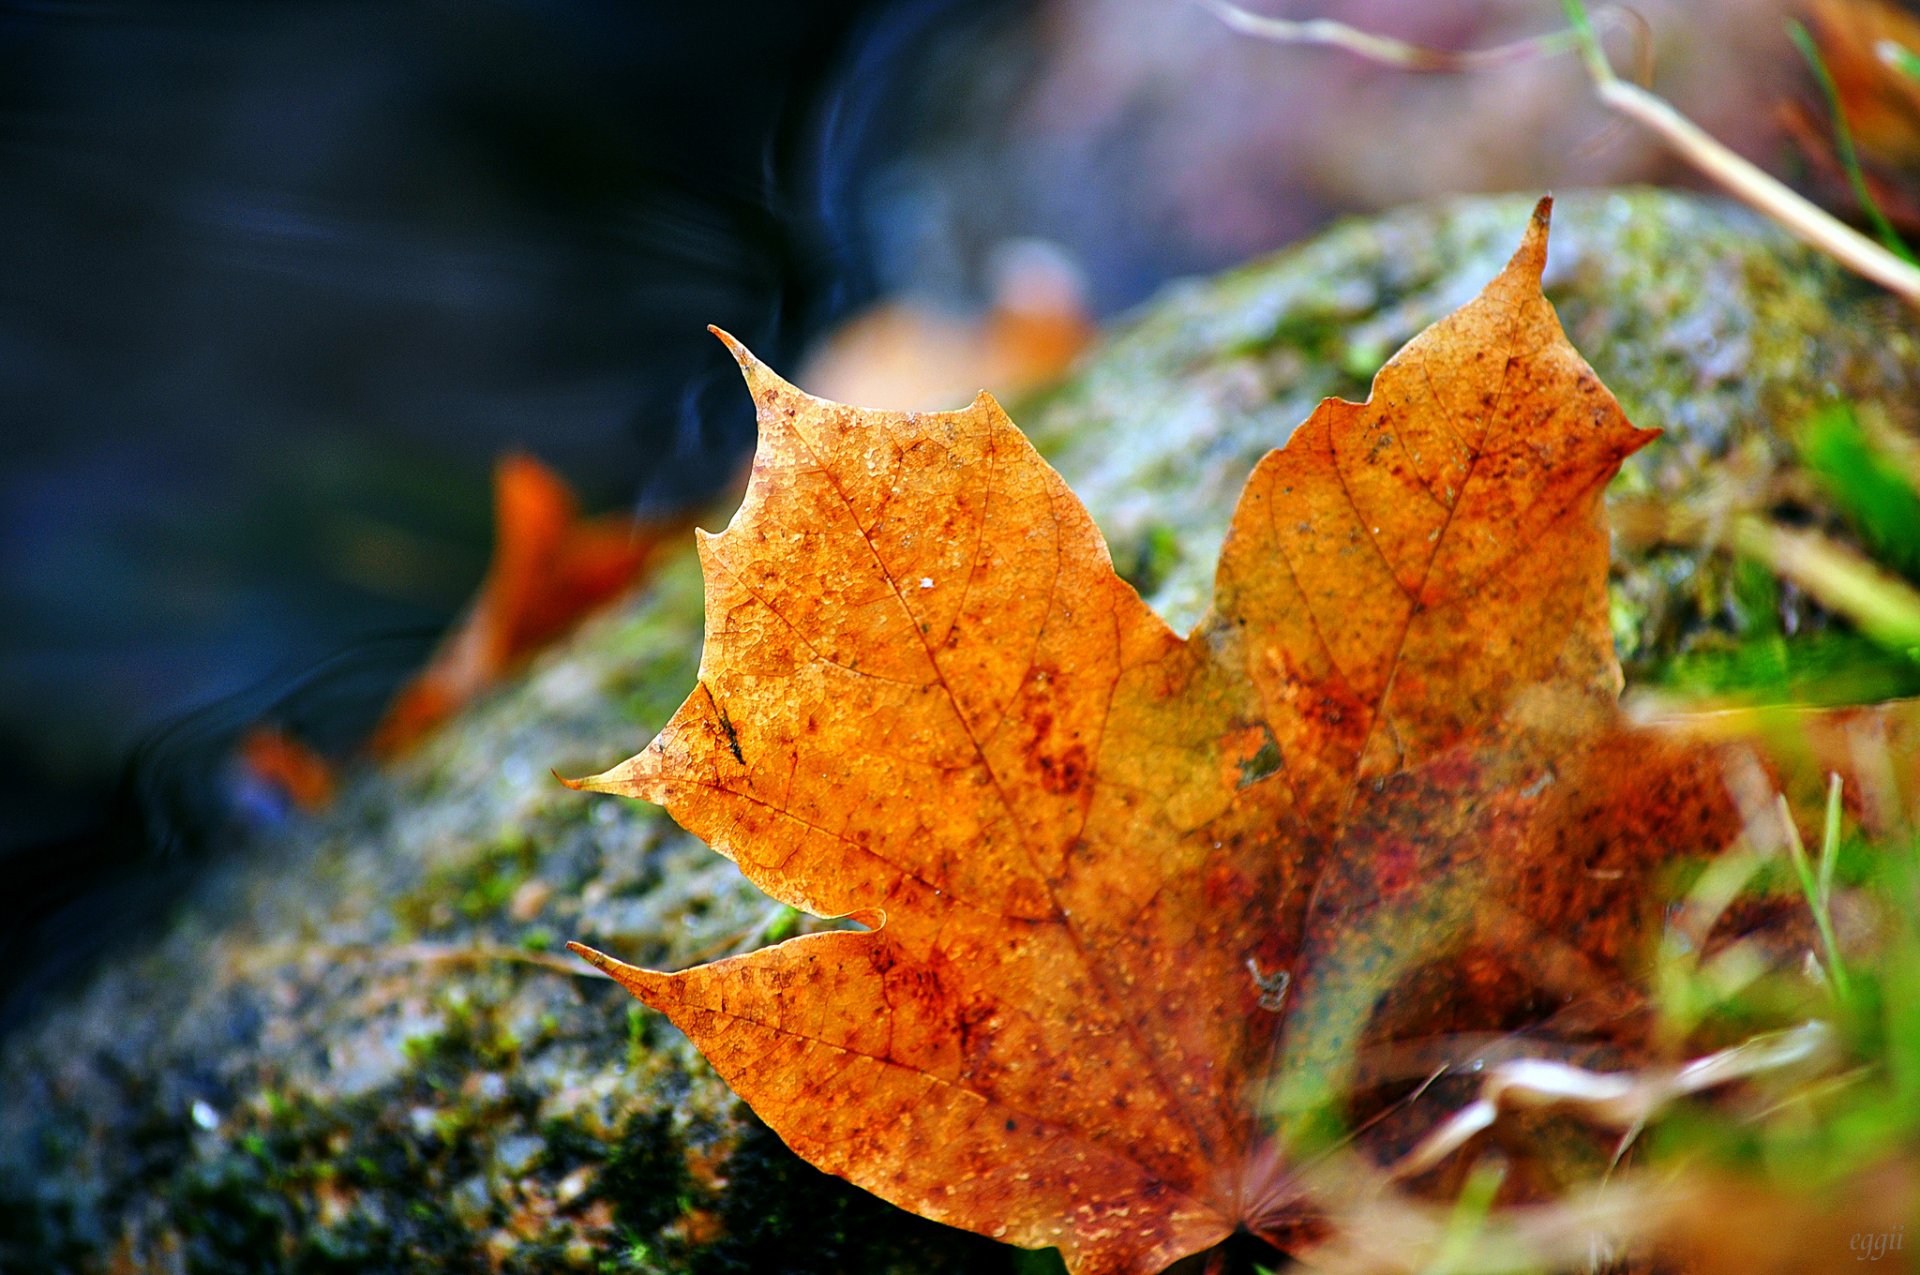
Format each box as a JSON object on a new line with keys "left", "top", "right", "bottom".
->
{"left": 0, "top": 0, "right": 1020, "bottom": 1025}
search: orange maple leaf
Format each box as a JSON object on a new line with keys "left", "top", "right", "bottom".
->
{"left": 565, "top": 202, "right": 1899, "bottom": 1272}
{"left": 370, "top": 453, "right": 669, "bottom": 758}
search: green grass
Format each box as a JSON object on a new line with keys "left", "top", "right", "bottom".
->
{"left": 1788, "top": 21, "right": 1919, "bottom": 266}
{"left": 1798, "top": 403, "right": 1920, "bottom": 580}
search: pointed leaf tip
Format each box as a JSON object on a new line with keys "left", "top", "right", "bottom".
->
{"left": 567, "top": 941, "right": 669, "bottom": 1002}
{"left": 707, "top": 324, "right": 752, "bottom": 367}
{"left": 707, "top": 324, "right": 794, "bottom": 400}
{"left": 555, "top": 763, "right": 626, "bottom": 795}
{"left": 566, "top": 940, "right": 641, "bottom": 983}
{"left": 1508, "top": 195, "right": 1554, "bottom": 282}
{"left": 565, "top": 940, "right": 616, "bottom": 972}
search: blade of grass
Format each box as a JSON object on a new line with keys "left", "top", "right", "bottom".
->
{"left": 1419, "top": 1158, "right": 1510, "bottom": 1275}
{"left": 1615, "top": 493, "right": 1920, "bottom": 656}
{"left": 1821, "top": 771, "right": 1845, "bottom": 911}
{"left": 1859, "top": 405, "right": 1920, "bottom": 499}
{"left": 1796, "top": 402, "right": 1920, "bottom": 580}
{"left": 1656, "top": 836, "right": 1771, "bottom": 1041}
{"left": 1778, "top": 792, "right": 1853, "bottom": 1000}
{"left": 1789, "top": 21, "right": 1918, "bottom": 264}
{"left": 1729, "top": 516, "right": 1920, "bottom": 655}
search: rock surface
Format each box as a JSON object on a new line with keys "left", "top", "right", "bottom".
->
{"left": 4, "top": 190, "right": 1917, "bottom": 1274}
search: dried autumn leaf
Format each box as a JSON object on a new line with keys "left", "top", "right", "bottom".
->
{"left": 565, "top": 202, "right": 1893, "bottom": 1272}
{"left": 371, "top": 453, "right": 670, "bottom": 758}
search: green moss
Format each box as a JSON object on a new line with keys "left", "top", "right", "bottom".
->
{"left": 1336, "top": 338, "right": 1388, "bottom": 383}
{"left": 1220, "top": 304, "right": 1351, "bottom": 363}
{"left": 1009, "top": 1251, "right": 1070, "bottom": 1275}
{"left": 394, "top": 829, "right": 539, "bottom": 933}
{"left": 168, "top": 1091, "right": 490, "bottom": 1275}
{"left": 682, "top": 1121, "right": 1015, "bottom": 1275}
{"left": 595, "top": 1110, "right": 691, "bottom": 1240}
{"left": 624, "top": 1005, "right": 655, "bottom": 1067}
{"left": 1116, "top": 522, "right": 1183, "bottom": 599}
{"left": 142, "top": 1038, "right": 668, "bottom": 1272}
{"left": 616, "top": 646, "right": 703, "bottom": 733}
{"left": 755, "top": 906, "right": 801, "bottom": 945}
{"left": 176, "top": 1154, "right": 302, "bottom": 1271}
{"left": 400, "top": 997, "right": 528, "bottom": 1087}
{"left": 596, "top": 556, "right": 706, "bottom": 728}
{"left": 458, "top": 834, "right": 538, "bottom": 921}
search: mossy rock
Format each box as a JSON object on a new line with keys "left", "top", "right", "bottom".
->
{"left": 1027, "top": 190, "right": 1920, "bottom": 681}
{"left": 3, "top": 190, "right": 1916, "bottom": 1274}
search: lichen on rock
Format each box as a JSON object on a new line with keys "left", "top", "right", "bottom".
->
{"left": 3, "top": 190, "right": 1917, "bottom": 1273}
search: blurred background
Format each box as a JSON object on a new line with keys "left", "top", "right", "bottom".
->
{"left": 0, "top": 0, "right": 1850, "bottom": 1023}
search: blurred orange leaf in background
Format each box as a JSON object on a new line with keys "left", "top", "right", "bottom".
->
{"left": 235, "top": 725, "right": 337, "bottom": 811}
{"left": 799, "top": 240, "right": 1091, "bottom": 411}
{"left": 369, "top": 453, "right": 670, "bottom": 759}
